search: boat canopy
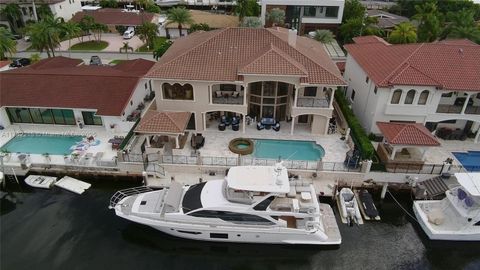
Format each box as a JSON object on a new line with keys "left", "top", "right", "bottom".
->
{"left": 226, "top": 164, "right": 290, "bottom": 193}
{"left": 455, "top": 173, "right": 480, "bottom": 197}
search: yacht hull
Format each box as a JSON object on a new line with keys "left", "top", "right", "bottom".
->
{"left": 413, "top": 201, "right": 480, "bottom": 241}
{"left": 115, "top": 205, "right": 341, "bottom": 245}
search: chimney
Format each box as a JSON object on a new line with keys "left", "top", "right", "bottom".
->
{"left": 288, "top": 29, "right": 297, "bottom": 47}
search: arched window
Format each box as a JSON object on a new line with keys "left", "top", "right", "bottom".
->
{"left": 391, "top": 89, "right": 402, "bottom": 104}
{"left": 405, "top": 90, "right": 416, "bottom": 104}
{"left": 418, "top": 90, "right": 429, "bottom": 105}
{"left": 162, "top": 83, "right": 193, "bottom": 100}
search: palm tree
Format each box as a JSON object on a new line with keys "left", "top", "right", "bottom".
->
{"left": 0, "top": 28, "right": 16, "bottom": 60}
{"left": 0, "top": 3, "right": 22, "bottom": 33}
{"left": 27, "top": 22, "right": 51, "bottom": 57}
{"left": 91, "top": 23, "right": 108, "bottom": 42}
{"left": 444, "top": 9, "right": 480, "bottom": 43}
{"left": 27, "top": 15, "right": 64, "bottom": 57}
{"left": 266, "top": 8, "right": 285, "bottom": 26}
{"left": 30, "top": 53, "right": 41, "bottom": 63}
{"left": 234, "top": 0, "right": 260, "bottom": 21}
{"left": 137, "top": 22, "right": 158, "bottom": 48}
{"left": 62, "top": 21, "right": 82, "bottom": 57}
{"left": 167, "top": 7, "right": 193, "bottom": 37}
{"left": 313, "top": 29, "right": 335, "bottom": 44}
{"left": 153, "top": 40, "right": 172, "bottom": 60}
{"left": 412, "top": 1, "right": 441, "bottom": 42}
{"left": 119, "top": 42, "right": 134, "bottom": 59}
{"left": 79, "top": 15, "right": 95, "bottom": 41}
{"left": 388, "top": 22, "right": 417, "bottom": 44}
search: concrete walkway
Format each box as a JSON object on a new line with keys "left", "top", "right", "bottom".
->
{"left": 58, "top": 33, "right": 144, "bottom": 52}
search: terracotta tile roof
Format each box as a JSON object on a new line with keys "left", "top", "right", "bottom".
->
{"left": 0, "top": 57, "right": 155, "bottom": 116}
{"left": 71, "top": 8, "right": 155, "bottom": 26}
{"left": 345, "top": 36, "right": 480, "bottom": 91}
{"left": 1, "top": 0, "right": 64, "bottom": 3}
{"left": 135, "top": 110, "right": 191, "bottom": 134}
{"left": 335, "top": 61, "right": 345, "bottom": 73}
{"left": 377, "top": 122, "right": 440, "bottom": 146}
{"left": 238, "top": 44, "right": 307, "bottom": 76}
{"left": 0, "top": 60, "right": 11, "bottom": 69}
{"left": 147, "top": 27, "right": 346, "bottom": 86}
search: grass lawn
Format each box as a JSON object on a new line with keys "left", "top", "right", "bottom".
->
{"left": 136, "top": 37, "right": 168, "bottom": 52}
{"left": 109, "top": 59, "right": 124, "bottom": 65}
{"left": 70, "top": 41, "right": 109, "bottom": 51}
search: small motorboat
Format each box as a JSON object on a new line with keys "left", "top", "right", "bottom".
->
{"left": 355, "top": 189, "right": 381, "bottom": 221}
{"left": 337, "top": 188, "right": 363, "bottom": 226}
{"left": 24, "top": 175, "right": 57, "bottom": 189}
{"left": 54, "top": 176, "right": 91, "bottom": 194}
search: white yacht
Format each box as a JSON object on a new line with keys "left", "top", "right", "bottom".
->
{"left": 413, "top": 173, "right": 480, "bottom": 241}
{"left": 110, "top": 163, "right": 341, "bottom": 245}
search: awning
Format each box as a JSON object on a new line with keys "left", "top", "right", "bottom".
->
{"left": 135, "top": 110, "right": 191, "bottom": 135}
{"left": 377, "top": 122, "right": 440, "bottom": 146}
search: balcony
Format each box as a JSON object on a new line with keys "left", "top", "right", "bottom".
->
{"left": 212, "top": 91, "right": 244, "bottom": 105}
{"left": 436, "top": 105, "right": 480, "bottom": 115}
{"left": 296, "top": 97, "right": 329, "bottom": 108}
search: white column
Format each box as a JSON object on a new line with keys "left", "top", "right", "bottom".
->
{"left": 145, "top": 135, "right": 151, "bottom": 147}
{"left": 175, "top": 135, "right": 179, "bottom": 149}
{"left": 290, "top": 116, "right": 295, "bottom": 135}
{"left": 461, "top": 93, "right": 472, "bottom": 114}
{"left": 475, "top": 128, "right": 480, "bottom": 143}
{"left": 421, "top": 148, "right": 428, "bottom": 161}
{"left": 324, "top": 117, "right": 329, "bottom": 135}
{"left": 329, "top": 88, "right": 335, "bottom": 108}
{"left": 242, "top": 114, "right": 246, "bottom": 133}
{"left": 202, "top": 112, "right": 206, "bottom": 131}
{"left": 243, "top": 84, "right": 248, "bottom": 106}
{"left": 260, "top": 3, "right": 267, "bottom": 26}
{"left": 390, "top": 146, "right": 397, "bottom": 160}
{"left": 293, "top": 87, "right": 299, "bottom": 108}
{"left": 208, "top": 86, "right": 211, "bottom": 104}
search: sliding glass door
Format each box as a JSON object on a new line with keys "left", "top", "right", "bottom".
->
{"left": 6, "top": 107, "right": 76, "bottom": 125}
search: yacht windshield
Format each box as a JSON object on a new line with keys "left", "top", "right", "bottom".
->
{"left": 182, "top": 182, "right": 206, "bottom": 213}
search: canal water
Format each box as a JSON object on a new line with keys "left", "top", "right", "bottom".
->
{"left": 1, "top": 180, "right": 479, "bottom": 270}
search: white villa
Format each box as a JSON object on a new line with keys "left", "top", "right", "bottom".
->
{"left": 0, "top": 0, "right": 82, "bottom": 26}
{"left": 343, "top": 36, "right": 480, "bottom": 143}
{"left": 145, "top": 27, "right": 346, "bottom": 138}
{"left": 0, "top": 57, "right": 155, "bottom": 133}
{"left": 260, "top": 0, "right": 344, "bottom": 34}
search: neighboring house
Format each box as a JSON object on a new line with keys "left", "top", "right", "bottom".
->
{"left": 0, "top": 0, "right": 82, "bottom": 22}
{"left": 146, "top": 27, "right": 346, "bottom": 135}
{"left": 71, "top": 8, "right": 157, "bottom": 32}
{"left": 160, "top": 10, "right": 239, "bottom": 38}
{"left": 343, "top": 36, "right": 480, "bottom": 143}
{"left": 367, "top": 9, "right": 409, "bottom": 36}
{"left": 260, "top": 0, "right": 345, "bottom": 34}
{"left": 0, "top": 57, "right": 155, "bottom": 132}
{"left": 181, "top": 0, "right": 236, "bottom": 6}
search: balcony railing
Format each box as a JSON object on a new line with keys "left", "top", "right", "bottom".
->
{"left": 436, "top": 104, "right": 480, "bottom": 114}
{"left": 296, "top": 97, "right": 329, "bottom": 108}
{"left": 212, "top": 96, "right": 244, "bottom": 105}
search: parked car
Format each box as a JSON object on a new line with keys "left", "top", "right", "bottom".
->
{"left": 90, "top": 56, "right": 102, "bottom": 66}
{"left": 9, "top": 58, "right": 31, "bottom": 68}
{"left": 123, "top": 27, "right": 135, "bottom": 39}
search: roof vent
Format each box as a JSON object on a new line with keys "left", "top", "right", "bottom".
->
{"left": 458, "top": 48, "right": 464, "bottom": 54}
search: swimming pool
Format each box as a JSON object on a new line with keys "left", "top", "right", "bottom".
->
{"left": 253, "top": 139, "right": 325, "bottom": 161}
{"left": 453, "top": 151, "right": 480, "bottom": 172}
{"left": 0, "top": 134, "right": 84, "bottom": 155}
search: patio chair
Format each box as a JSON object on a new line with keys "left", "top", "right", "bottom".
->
{"left": 232, "top": 92, "right": 240, "bottom": 98}
{"left": 215, "top": 91, "right": 222, "bottom": 98}
{"left": 273, "top": 122, "right": 280, "bottom": 132}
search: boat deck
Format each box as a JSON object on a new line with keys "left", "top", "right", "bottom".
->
{"left": 320, "top": 203, "right": 341, "bottom": 242}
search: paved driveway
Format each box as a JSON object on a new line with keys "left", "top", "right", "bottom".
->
{"left": 58, "top": 33, "right": 144, "bottom": 52}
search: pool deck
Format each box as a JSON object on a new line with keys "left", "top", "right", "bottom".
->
{"left": 168, "top": 123, "right": 351, "bottom": 163}
{"left": 0, "top": 125, "right": 122, "bottom": 169}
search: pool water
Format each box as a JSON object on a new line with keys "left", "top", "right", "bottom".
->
{"left": 1, "top": 134, "right": 84, "bottom": 155}
{"left": 253, "top": 139, "right": 324, "bottom": 161}
{"left": 453, "top": 151, "right": 480, "bottom": 172}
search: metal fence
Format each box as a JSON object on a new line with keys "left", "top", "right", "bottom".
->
{"left": 378, "top": 163, "right": 467, "bottom": 174}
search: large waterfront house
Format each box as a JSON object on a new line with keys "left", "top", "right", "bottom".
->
{"left": 0, "top": 57, "right": 155, "bottom": 133}
{"left": 260, "top": 0, "right": 345, "bottom": 34}
{"left": 343, "top": 36, "right": 480, "bottom": 143}
{"left": 145, "top": 27, "right": 346, "bottom": 137}
{"left": 0, "top": 0, "right": 82, "bottom": 29}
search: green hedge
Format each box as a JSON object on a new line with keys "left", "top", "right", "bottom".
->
{"left": 335, "top": 90, "right": 375, "bottom": 159}
{"left": 120, "top": 119, "right": 141, "bottom": 150}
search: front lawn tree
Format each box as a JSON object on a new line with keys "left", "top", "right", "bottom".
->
{"left": 0, "top": 28, "right": 16, "bottom": 60}
{"left": 267, "top": 8, "right": 285, "bottom": 26}
{"left": 137, "top": 22, "right": 158, "bottom": 49}
{"left": 388, "top": 22, "right": 417, "bottom": 44}
{"left": 0, "top": 3, "right": 22, "bottom": 33}
{"left": 167, "top": 7, "right": 193, "bottom": 37}
{"left": 413, "top": 1, "right": 442, "bottom": 42}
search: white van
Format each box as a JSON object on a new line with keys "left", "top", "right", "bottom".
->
{"left": 123, "top": 27, "right": 135, "bottom": 39}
